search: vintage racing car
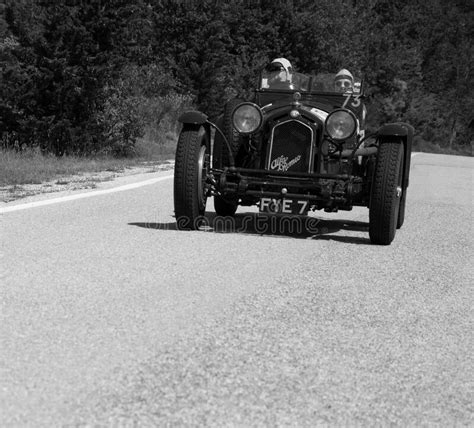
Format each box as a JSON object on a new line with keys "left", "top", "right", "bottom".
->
{"left": 173, "top": 65, "right": 414, "bottom": 245}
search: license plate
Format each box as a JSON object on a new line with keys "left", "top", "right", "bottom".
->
{"left": 259, "top": 197, "right": 309, "bottom": 215}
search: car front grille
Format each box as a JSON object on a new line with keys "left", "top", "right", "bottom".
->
{"left": 266, "top": 120, "right": 314, "bottom": 173}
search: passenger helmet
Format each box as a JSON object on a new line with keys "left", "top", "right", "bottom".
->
{"left": 335, "top": 68, "right": 354, "bottom": 81}
{"left": 270, "top": 57, "right": 293, "bottom": 74}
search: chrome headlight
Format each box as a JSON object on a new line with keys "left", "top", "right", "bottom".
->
{"left": 232, "top": 103, "right": 263, "bottom": 134}
{"left": 325, "top": 109, "right": 357, "bottom": 141}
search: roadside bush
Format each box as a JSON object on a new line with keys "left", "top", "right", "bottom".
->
{"left": 97, "top": 64, "right": 194, "bottom": 157}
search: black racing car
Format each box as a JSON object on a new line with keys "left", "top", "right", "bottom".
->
{"left": 173, "top": 67, "right": 414, "bottom": 245}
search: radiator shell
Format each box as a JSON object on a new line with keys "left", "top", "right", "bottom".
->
{"left": 266, "top": 119, "right": 315, "bottom": 173}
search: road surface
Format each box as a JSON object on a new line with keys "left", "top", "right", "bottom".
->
{"left": 1, "top": 153, "right": 472, "bottom": 426}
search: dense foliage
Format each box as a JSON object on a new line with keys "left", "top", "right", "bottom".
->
{"left": 0, "top": 0, "right": 472, "bottom": 156}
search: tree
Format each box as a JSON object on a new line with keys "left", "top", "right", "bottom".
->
{"left": 1, "top": 0, "right": 471, "bottom": 156}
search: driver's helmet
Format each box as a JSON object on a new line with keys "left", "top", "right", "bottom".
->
{"left": 334, "top": 69, "right": 354, "bottom": 92}
{"left": 269, "top": 57, "right": 293, "bottom": 83}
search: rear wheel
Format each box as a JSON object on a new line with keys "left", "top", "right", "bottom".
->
{"left": 174, "top": 125, "right": 210, "bottom": 230}
{"left": 369, "top": 141, "right": 404, "bottom": 245}
{"left": 213, "top": 98, "right": 243, "bottom": 217}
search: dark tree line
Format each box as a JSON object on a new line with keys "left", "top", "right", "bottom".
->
{"left": 0, "top": 0, "right": 472, "bottom": 156}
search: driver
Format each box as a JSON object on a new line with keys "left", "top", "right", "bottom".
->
{"left": 267, "top": 57, "right": 294, "bottom": 89}
{"left": 334, "top": 69, "right": 354, "bottom": 93}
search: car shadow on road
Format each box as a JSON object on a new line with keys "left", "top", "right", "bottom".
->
{"left": 129, "top": 212, "right": 371, "bottom": 245}
{"left": 129, "top": 221, "right": 178, "bottom": 231}
{"left": 213, "top": 213, "right": 370, "bottom": 244}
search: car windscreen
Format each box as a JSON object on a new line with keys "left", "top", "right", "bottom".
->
{"left": 260, "top": 70, "right": 311, "bottom": 91}
{"left": 310, "top": 73, "right": 362, "bottom": 94}
{"left": 259, "top": 72, "right": 362, "bottom": 95}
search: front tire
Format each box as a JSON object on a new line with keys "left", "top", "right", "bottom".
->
{"left": 369, "top": 141, "right": 404, "bottom": 245}
{"left": 174, "top": 125, "right": 210, "bottom": 230}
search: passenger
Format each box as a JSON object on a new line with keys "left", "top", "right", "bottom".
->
{"left": 334, "top": 68, "right": 354, "bottom": 93}
{"left": 267, "top": 57, "right": 294, "bottom": 89}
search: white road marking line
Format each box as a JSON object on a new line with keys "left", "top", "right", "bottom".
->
{"left": 0, "top": 174, "right": 173, "bottom": 213}
{"left": 1, "top": 153, "right": 421, "bottom": 214}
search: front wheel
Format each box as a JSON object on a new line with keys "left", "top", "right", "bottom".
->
{"left": 174, "top": 125, "right": 210, "bottom": 230}
{"left": 369, "top": 141, "right": 404, "bottom": 245}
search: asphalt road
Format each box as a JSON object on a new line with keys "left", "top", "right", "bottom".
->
{"left": 1, "top": 153, "right": 472, "bottom": 427}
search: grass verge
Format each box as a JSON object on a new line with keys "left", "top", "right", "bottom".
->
{"left": 0, "top": 137, "right": 177, "bottom": 187}
{"left": 413, "top": 138, "right": 472, "bottom": 156}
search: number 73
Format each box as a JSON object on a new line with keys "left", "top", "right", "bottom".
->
{"left": 342, "top": 94, "right": 361, "bottom": 108}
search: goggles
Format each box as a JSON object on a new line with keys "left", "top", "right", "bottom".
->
{"left": 269, "top": 64, "right": 285, "bottom": 72}
{"left": 335, "top": 79, "right": 353, "bottom": 89}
